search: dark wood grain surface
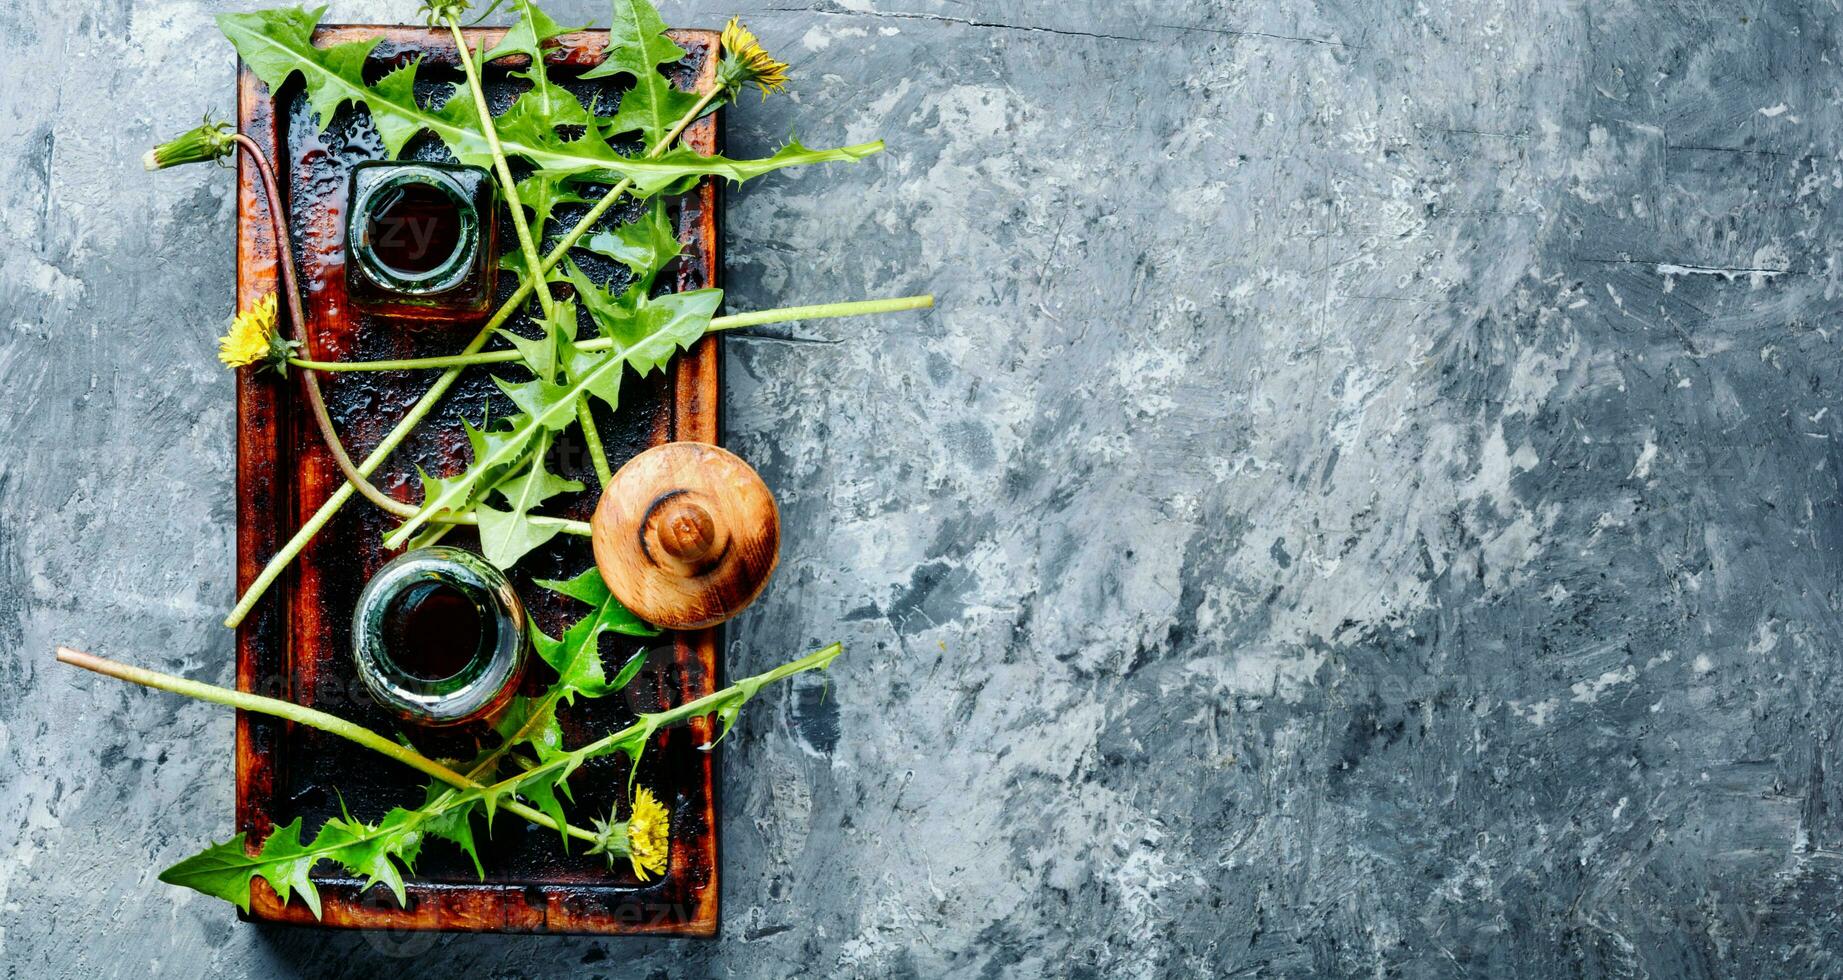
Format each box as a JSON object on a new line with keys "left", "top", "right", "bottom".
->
{"left": 234, "top": 25, "right": 723, "bottom": 936}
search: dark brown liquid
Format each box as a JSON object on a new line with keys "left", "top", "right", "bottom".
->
{"left": 379, "top": 581, "right": 483, "bottom": 681}
{"left": 366, "top": 183, "right": 463, "bottom": 275}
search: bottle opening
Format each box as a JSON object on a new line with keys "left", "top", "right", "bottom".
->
{"left": 379, "top": 580, "right": 484, "bottom": 682}
{"left": 364, "top": 181, "right": 466, "bottom": 277}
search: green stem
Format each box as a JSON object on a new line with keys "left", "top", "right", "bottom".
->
{"left": 288, "top": 295, "right": 935, "bottom": 372}
{"left": 415, "top": 656, "right": 588, "bottom": 853}
{"left": 225, "top": 83, "right": 727, "bottom": 629}
{"left": 658, "top": 86, "right": 723, "bottom": 160}
{"left": 412, "top": 441, "right": 541, "bottom": 550}
{"left": 56, "top": 640, "right": 845, "bottom": 848}
{"left": 419, "top": 636, "right": 602, "bottom": 831}
{"left": 479, "top": 643, "right": 845, "bottom": 798}
{"left": 227, "top": 321, "right": 483, "bottom": 629}
{"left": 436, "top": 509, "right": 591, "bottom": 536}
{"left": 442, "top": 22, "right": 587, "bottom": 536}
{"left": 577, "top": 402, "right": 614, "bottom": 486}
{"left": 53, "top": 646, "right": 596, "bottom": 843}
{"left": 713, "top": 295, "right": 934, "bottom": 329}
{"left": 228, "top": 134, "right": 418, "bottom": 522}
{"left": 446, "top": 16, "right": 557, "bottom": 322}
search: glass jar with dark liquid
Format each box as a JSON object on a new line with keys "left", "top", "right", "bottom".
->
{"left": 346, "top": 161, "right": 499, "bottom": 321}
{"left": 352, "top": 547, "right": 528, "bottom": 726}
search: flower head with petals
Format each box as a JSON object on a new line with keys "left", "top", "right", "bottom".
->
{"left": 588, "top": 785, "right": 671, "bottom": 881}
{"left": 718, "top": 18, "right": 790, "bottom": 100}
{"left": 218, "top": 294, "right": 298, "bottom": 374}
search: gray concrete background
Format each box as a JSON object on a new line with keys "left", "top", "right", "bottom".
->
{"left": 5, "top": 0, "right": 1843, "bottom": 976}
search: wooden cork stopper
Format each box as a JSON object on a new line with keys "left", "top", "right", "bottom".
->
{"left": 591, "top": 442, "right": 781, "bottom": 630}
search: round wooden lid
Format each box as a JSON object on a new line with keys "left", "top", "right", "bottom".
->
{"left": 591, "top": 442, "right": 781, "bottom": 630}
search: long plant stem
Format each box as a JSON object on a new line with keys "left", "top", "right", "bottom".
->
{"left": 56, "top": 641, "right": 844, "bottom": 849}
{"left": 226, "top": 80, "right": 726, "bottom": 629}
{"left": 231, "top": 134, "right": 417, "bottom": 521}
{"left": 54, "top": 646, "right": 596, "bottom": 844}
{"left": 476, "top": 642, "right": 845, "bottom": 798}
{"left": 288, "top": 295, "right": 936, "bottom": 372}
{"left": 446, "top": 16, "right": 558, "bottom": 325}
{"left": 439, "top": 509, "right": 591, "bottom": 536}
{"left": 445, "top": 18, "right": 585, "bottom": 502}
{"left": 577, "top": 403, "right": 614, "bottom": 486}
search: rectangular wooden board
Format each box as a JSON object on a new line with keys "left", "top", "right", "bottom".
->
{"left": 233, "top": 25, "right": 724, "bottom": 936}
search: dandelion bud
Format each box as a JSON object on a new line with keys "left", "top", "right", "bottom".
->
{"left": 144, "top": 116, "right": 235, "bottom": 171}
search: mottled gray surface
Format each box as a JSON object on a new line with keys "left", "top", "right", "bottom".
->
{"left": 4, "top": 0, "right": 1843, "bottom": 976}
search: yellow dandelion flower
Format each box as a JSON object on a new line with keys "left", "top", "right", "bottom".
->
{"left": 625, "top": 786, "right": 670, "bottom": 881}
{"left": 219, "top": 294, "right": 279, "bottom": 369}
{"left": 718, "top": 17, "right": 790, "bottom": 99}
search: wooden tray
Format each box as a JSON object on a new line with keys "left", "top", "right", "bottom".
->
{"left": 233, "top": 25, "right": 723, "bottom": 935}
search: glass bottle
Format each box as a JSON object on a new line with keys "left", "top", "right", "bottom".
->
{"left": 345, "top": 161, "right": 499, "bottom": 321}
{"left": 351, "top": 547, "right": 528, "bottom": 726}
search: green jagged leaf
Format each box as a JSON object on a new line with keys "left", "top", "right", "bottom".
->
{"left": 580, "top": 0, "right": 700, "bottom": 148}
{"left": 478, "top": 574, "right": 654, "bottom": 805}
{"left": 384, "top": 287, "right": 722, "bottom": 547}
{"left": 504, "top": 571, "right": 657, "bottom": 721}
{"left": 490, "top": 694, "right": 563, "bottom": 764}
{"left": 465, "top": 301, "right": 581, "bottom": 569}
{"left": 403, "top": 423, "right": 541, "bottom": 553}
{"left": 574, "top": 284, "right": 724, "bottom": 397}
{"left": 524, "top": 138, "right": 887, "bottom": 198}
{"left": 400, "top": 409, "right": 519, "bottom": 552}
{"left": 564, "top": 286, "right": 725, "bottom": 412}
{"left": 520, "top": 634, "right": 630, "bottom": 746}
{"left": 312, "top": 808, "right": 417, "bottom": 905}
{"left": 489, "top": 376, "right": 557, "bottom": 423}
{"left": 564, "top": 258, "right": 636, "bottom": 335}
{"left": 480, "top": 0, "right": 575, "bottom": 64}
{"left": 614, "top": 715, "right": 662, "bottom": 792}
{"left": 538, "top": 564, "right": 623, "bottom": 610}
{"left": 539, "top": 565, "right": 613, "bottom": 606}
{"left": 512, "top": 169, "right": 592, "bottom": 235}
{"left": 368, "top": 57, "right": 436, "bottom": 160}
{"left": 496, "top": 298, "right": 577, "bottom": 388}
{"left": 219, "top": 6, "right": 492, "bottom": 164}
{"left": 571, "top": 644, "right": 845, "bottom": 788}
{"left": 609, "top": 646, "right": 650, "bottom": 690}
{"left": 499, "top": 246, "right": 571, "bottom": 283}
{"left": 530, "top": 569, "right": 658, "bottom": 704}
{"left": 483, "top": 692, "right": 582, "bottom": 816}
{"left": 219, "top": 8, "right": 881, "bottom": 197}
{"left": 158, "top": 804, "right": 431, "bottom": 917}
{"left": 404, "top": 416, "right": 534, "bottom": 539}
{"left": 216, "top": 8, "right": 388, "bottom": 145}
{"left": 412, "top": 465, "right": 474, "bottom": 522}
{"left": 158, "top": 819, "right": 319, "bottom": 917}
{"left": 460, "top": 416, "right": 525, "bottom": 485}
{"left": 578, "top": 199, "right": 680, "bottom": 292}
{"left": 158, "top": 642, "right": 845, "bottom": 915}
{"left": 483, "top": 2, "right": 597, "bottom": 230}
{"left": 216, "top": 7, "right": 581, "bottom": 170}
{"left": 538, "top": 566, "right": 660, "bottom": 643}
{"left": 476, "top": 451, "right": 583, "bottom": 568}
{"left": 513, "top": 764, "right": 574, "bottom": 846}
{"left": 419, "top": 782, "right": 484, "bottom": 879}
{"left": 494, "top": 71, "right": 597, "bottom": 156}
